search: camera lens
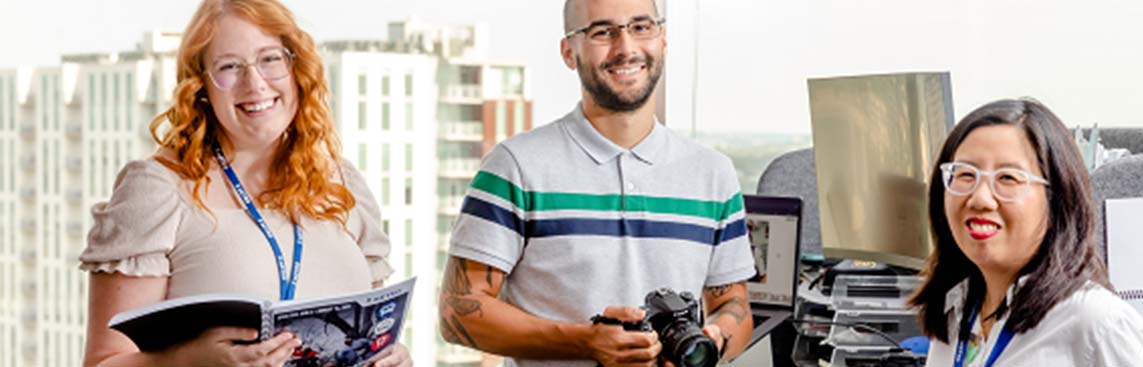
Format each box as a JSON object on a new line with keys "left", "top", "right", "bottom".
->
{"left": 664, "top": 325, "right": 719, "bottom": 367}
{"left": 681, "top": 340, "right": 718, "bottom": 367}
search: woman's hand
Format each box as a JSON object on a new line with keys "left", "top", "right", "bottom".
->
{"left": 372, "top": 343, "right": 412, "bottom": 367}
{"left": 162, "top": 327, "right": 301, "bottom": 367}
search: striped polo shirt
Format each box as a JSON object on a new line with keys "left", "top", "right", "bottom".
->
{"left": 449, "top": 104, "right": 755, "bottom": 367}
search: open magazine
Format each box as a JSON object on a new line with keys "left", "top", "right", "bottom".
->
{"left": 109, "top": 277, "right": 415, "bottom": 367}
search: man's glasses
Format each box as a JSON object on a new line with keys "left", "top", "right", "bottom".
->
{"left": 939, "top": 162, "right": 1050, "bottom": 202}
{"left": 565, "top": 18, "right": 665, "bottom": 45}
{"left": 206, "top": 47, "right": 294, "bottom": 90}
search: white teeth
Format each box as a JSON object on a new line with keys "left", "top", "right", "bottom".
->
{"left": 241, "top": 99, "right": 274, "bottom": 112}
{"left": 612, "top": 66, "right": 641, "bottom": 75}
{"left": 969, "top": 223, "right": 998, "bottom": 232}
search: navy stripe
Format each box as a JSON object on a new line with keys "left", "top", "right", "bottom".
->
{"left": 528, "top": 218, "right": 718, "bottom": 245}
{"left": 460, "top": 196, "right": 525, "bottom": 236}
{"left": 462, "top": 196, "right": 735, "bottom": 246}
{"left": 714, "top": 218, "right": 748, "bottom": 244}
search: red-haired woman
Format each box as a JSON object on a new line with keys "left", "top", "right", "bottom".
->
{"left": 79, "top": 1, "right": 411, "bottom": 366}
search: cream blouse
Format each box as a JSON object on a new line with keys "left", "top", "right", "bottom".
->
{"left": 78, "top": 158, "right": 394, "bottom": 301}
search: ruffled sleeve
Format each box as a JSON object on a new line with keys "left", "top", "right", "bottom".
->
{"left": 342, "top": 162, "right": 395, "bottom": 285}
{"left": 78, "top": 159, "right": 184, "bottom": 276}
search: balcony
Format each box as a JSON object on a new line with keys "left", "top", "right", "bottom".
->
{"left": 20, "top": 217, "right": 36, "bottom": 233}
{"left": 65, "top": 123, "right": 82, "bottom": 140}
{"left": 438, "top": 158, "right": 480, "bottom": 178}
{"left": 66, "top": 157, "right": 82, "bottom": 173}
{"left": 21, "top": 280, "right": 37, "bottom": 298}
{"left": 18, "top": 153, "right": 35, "bottom": 172}
{"left": 66, "top": 189, "right": 83, "bottom": 205}
{"left": 21, "top": 247, "right": 36, "bottom": 264}
{"left": 438, "top": 121, "right": 483, "bottom": 142}
{"left": 19, "top": 187, "right": 36, "bottom": 202}
{"left": 440, "top": 84, "right": 482, "bottom": 102}
{"left": 18, "top": 122, "right": 35, "bottom": 140}
{"left": 67, "top": 220, "right": 85, "bottom": 238}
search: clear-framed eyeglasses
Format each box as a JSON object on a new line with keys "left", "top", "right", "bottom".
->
{"left": 939, "top": 162, "right": 1050, "bottom": 202}
{"left": 564, "top": 17, "right": 666, "bottom": 45}
{"left": 206, "top": 47, "right": 294, "bottom": 90}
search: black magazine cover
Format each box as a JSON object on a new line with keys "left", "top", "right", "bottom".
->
{"left": 109, "top": 277, "right": 415, "bottom": 367}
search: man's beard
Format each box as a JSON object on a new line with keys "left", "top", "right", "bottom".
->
{"left": 576, "top": 53, "right": 663, "bottom": 112}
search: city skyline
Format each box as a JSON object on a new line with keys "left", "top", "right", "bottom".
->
{"left": 3, "top": 1, "right": 1143, "bottom": 135}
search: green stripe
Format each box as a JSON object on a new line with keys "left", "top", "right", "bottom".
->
{"left": 470, "top": 171, "right": 743, "bottom": 222}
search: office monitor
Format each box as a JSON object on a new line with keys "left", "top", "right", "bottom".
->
{"left": 807, "top": 72, "right": 954, "bottom": 270}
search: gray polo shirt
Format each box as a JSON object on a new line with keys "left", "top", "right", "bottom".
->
{"left": 449, "top": 104, "right": 756, "bottom": 367}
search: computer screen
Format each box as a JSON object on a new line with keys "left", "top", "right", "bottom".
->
{"left": 744, "top": 195, "right": 801, "bottom": 308}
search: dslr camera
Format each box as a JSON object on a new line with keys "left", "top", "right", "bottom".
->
{"left": 591, "top": 288, "right": 720, "bottom": 367}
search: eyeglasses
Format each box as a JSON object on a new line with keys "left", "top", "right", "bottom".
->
{"left": 565, "top": 18, "right": 666, "bottom": 45}
{"left": 939, "top": 162, "right": 1050, "bottom": 202}
{"left": 206, "top": 47, "right": 294, "bottom": 90}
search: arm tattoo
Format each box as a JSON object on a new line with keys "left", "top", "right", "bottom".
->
{"left": 707, "top": 296, "right": 748, "bottom": 325}
{"left": 706, "top": 284, "right": 734, "bottom": 298}
{"left": 446, "top": 295, "right": 483, "bottom": 317}
{"left": 445, "top": 258, "right": 472, "bottom": 296}
{"left": 449, "top": 314, "right": 479, "bottom": 349}
{"left": 440, "top": 315, "right": 461, "bottom": 343}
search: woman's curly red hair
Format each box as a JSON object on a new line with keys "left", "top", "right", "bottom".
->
{"left": 149, "top": 0, "right": 353, "bottom": 225}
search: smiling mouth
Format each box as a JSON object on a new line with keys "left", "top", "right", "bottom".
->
{"left": 237, "top": 97, "right": 279, "bottom": 114}
{"left": 608, "top": 64, "right": 645, "bottom": 76}
{"left": 966, "top": 219, "right": 1001, "bottom": 240}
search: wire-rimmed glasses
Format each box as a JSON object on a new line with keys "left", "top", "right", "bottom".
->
{"left": 206, "top": 47, "right": 294, "bottom": 90}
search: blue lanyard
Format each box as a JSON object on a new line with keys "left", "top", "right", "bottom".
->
{"left": 212, "top": 146, "right": 302, "bottom": 301}
{"left": 954, "top": 306, "right": 1015, "bottom": 367}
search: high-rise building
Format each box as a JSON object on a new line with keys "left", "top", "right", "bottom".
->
{"left": 0, "top": 19, "right": 530, "bottom": 367}
{"left": 322, "top": 18, "right": 532, "bottom": 366}
{"left": 0, "top": 31, "right": 177, "bottom": 367}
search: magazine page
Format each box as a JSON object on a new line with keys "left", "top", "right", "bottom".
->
{"left": 270, "top": 277, "right": 416, "bottom": 367}
{"left": 108, "top": 293, "right": 269, "bottom": 352}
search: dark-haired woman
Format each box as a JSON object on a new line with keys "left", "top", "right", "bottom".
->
{"left": 910, "top": 99, "right": 1143, "bottom": 366}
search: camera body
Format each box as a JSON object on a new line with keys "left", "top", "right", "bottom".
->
{"left": 592, "top": 288, "right": 719, "bottom": 367}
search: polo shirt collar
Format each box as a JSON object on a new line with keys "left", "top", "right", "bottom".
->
{"left": 564, "top": 103, "right": 665, "bottom": 166}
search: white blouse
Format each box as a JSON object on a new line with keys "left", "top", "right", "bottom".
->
{"left": 926, "top": 279, "right": 1143, "bottom": 367}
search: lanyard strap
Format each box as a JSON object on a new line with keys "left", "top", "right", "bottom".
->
{"left": 954, "top": 306, "right": 1016, "bottom": 367}
{"left": 212, "top": 146, "right": 302, "bottom": 301}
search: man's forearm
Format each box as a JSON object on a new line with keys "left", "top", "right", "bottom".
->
{"left": 439, "top": 258, "right": 593, "bottom": 359}
{"left": 440, "top": 292, "right": 594, "bottom": 358}
{"left": 704, "top": 284, "right": 753, "bottom": 360}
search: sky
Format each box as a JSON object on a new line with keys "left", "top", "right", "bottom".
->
{"left": 3, "top": 0, "right": 1143, "bottom": 134}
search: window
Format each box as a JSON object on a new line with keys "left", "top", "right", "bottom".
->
{"left": 514, "top": 101, "right": 525, "bottom": 135}
{"left": 381, "top": 75, "right": 390, "bottom": 96}
{"left": 382, "top": 220, "right": 390, "bottom": 234}
{"left": 381, "top": 177, "right": 390, "bottom": 205}
{"left": 404, "top": 74, "right": 413, "bottom": 97}
{"left": 381, "top": 103, "right": 390, "bottom": 130}
{"left": 357, "top": 144, "right": 367, "bottom": 171}
{"left": 495, "top": 101, "right": 507, "bottom": 141}
{"left": 404, "top": 144, "right": 413, "bottom": 172}
{"left": 358, "top": 101, "right": 367, "bottom": 130}
{"left": 405, "top": 220, "right": 413, "bottom": 246}
{"left": 126, "top": 73, "right": 134, "bottom": 130}
{"left": 358, "top": 74, "right": 367, "bottom": 96}
{"left": 405, "top": 102, "right": 413, "bottom": 131}
{"left": 101, "top": 74, "right": 108, "bottom": 130}
{"left": 113, "top": 73, "right": 120, "bottom": 130}
{"left": 404, "top": 177, "right": 413, "bottom": 206}
{"left": 382, "top": 144, "right": 390, "bottom": 171}
{"left": 88, "top": 75, "right": 95, "bottom": 130}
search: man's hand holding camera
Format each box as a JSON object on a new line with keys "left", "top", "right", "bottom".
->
{"left": 585, "top": 306, "right": 662, "bottom": 367}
